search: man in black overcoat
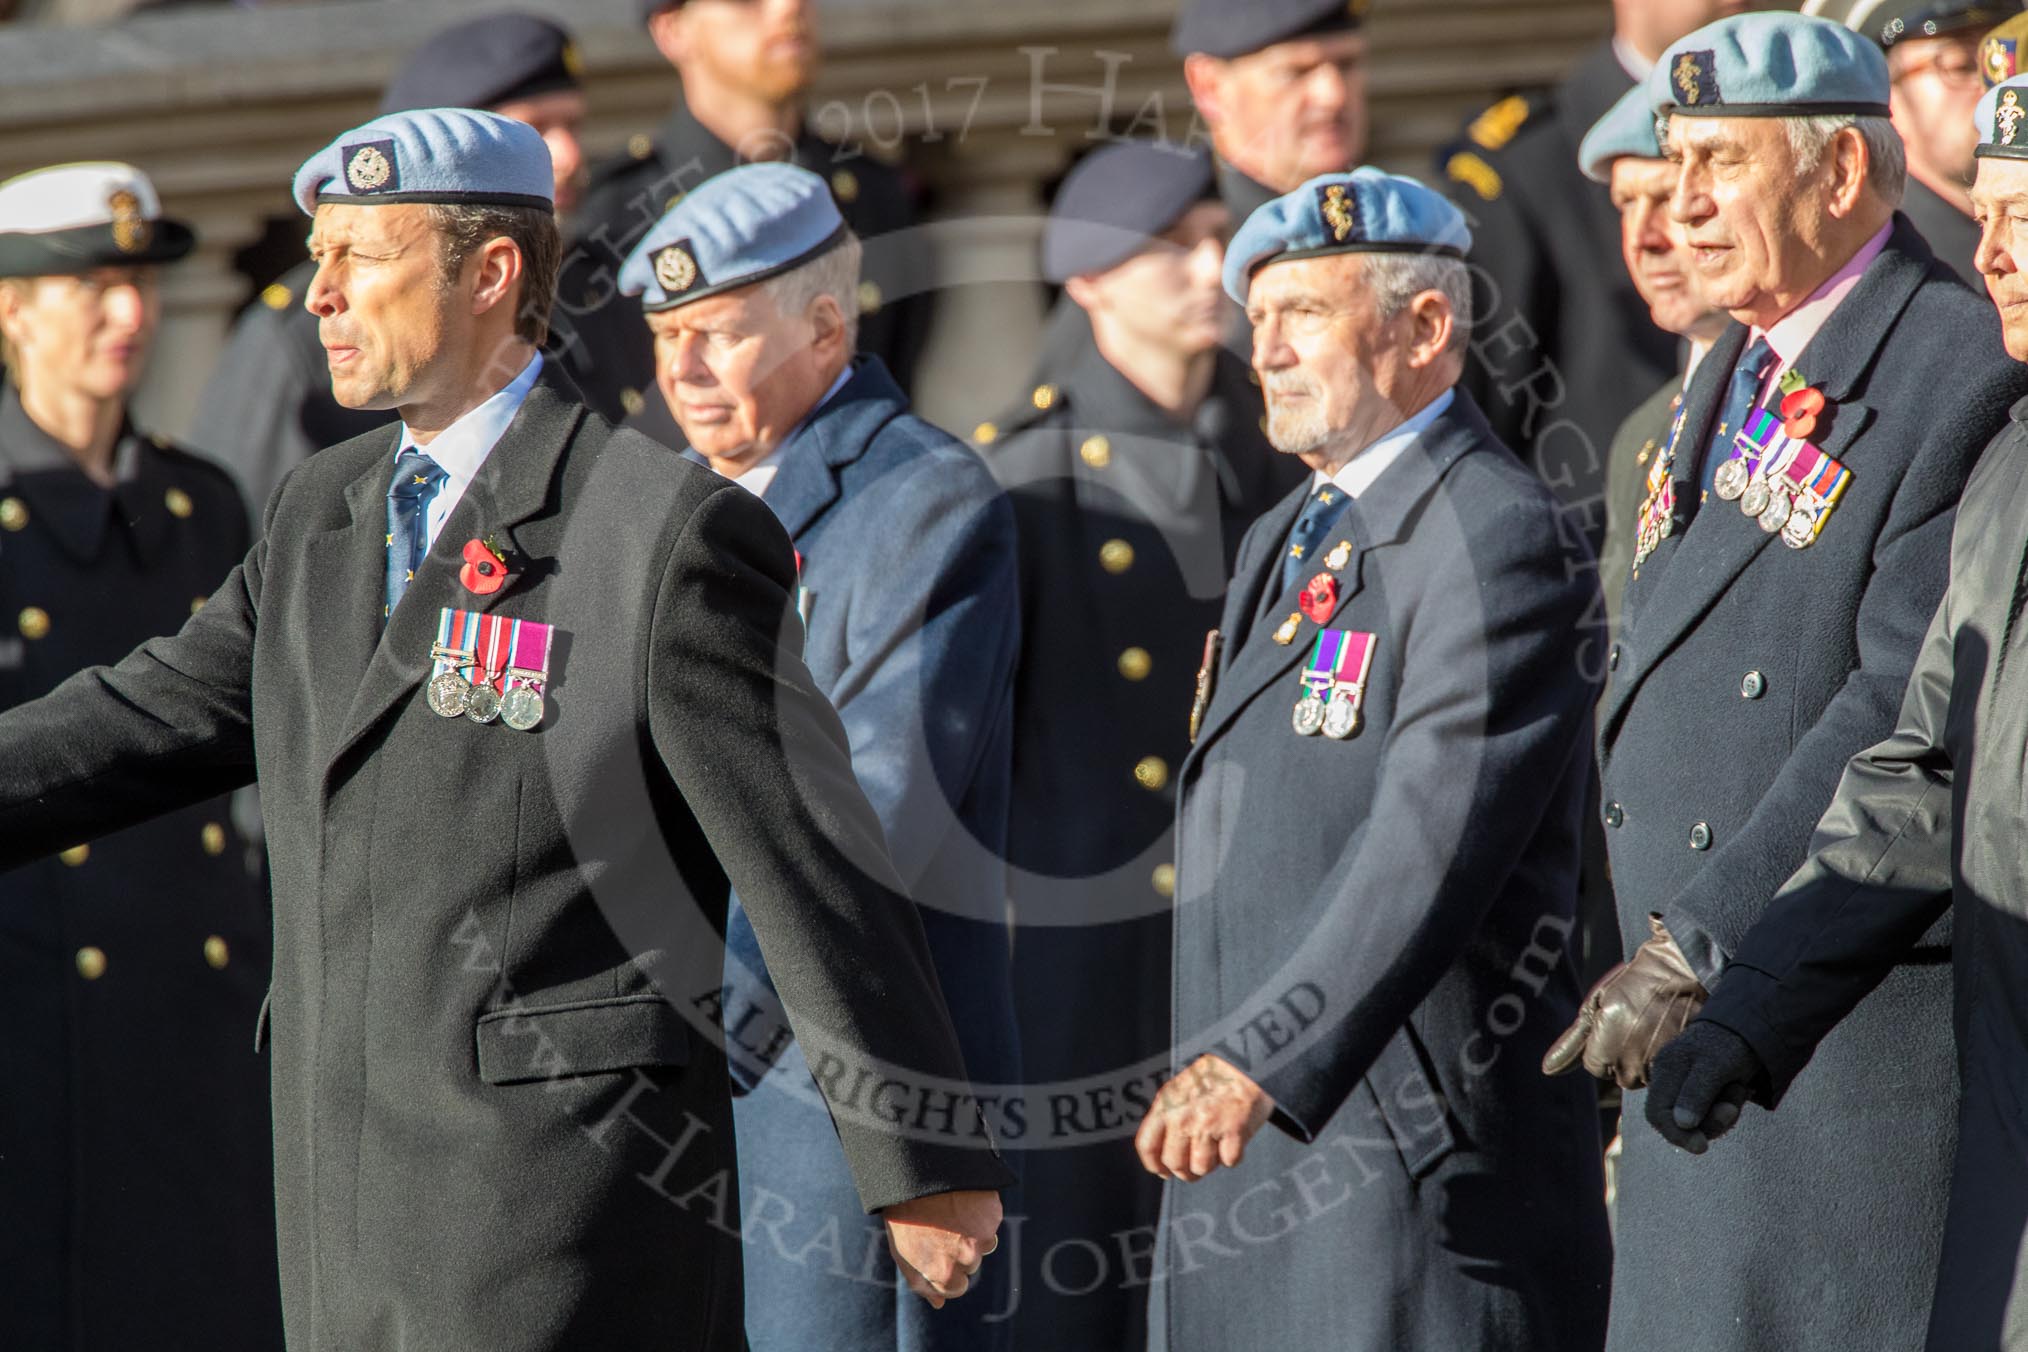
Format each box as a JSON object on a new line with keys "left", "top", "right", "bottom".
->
{"left": 1135, "top": 167, "right": 1611, "bottom": 1352}
{"left": 0, "top": 107, "right": 1009, "bottom": 1352}
{"left": 1546, "top": 14, "right": 2028, "bottom": 1351}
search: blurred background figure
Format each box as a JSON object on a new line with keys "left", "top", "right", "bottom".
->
{"left": 974, "top": 139, "right": 1298, "bottom": 1352}
{"left": 1442, "top": 0, "right": 1753, "bottom": 556}
{"left": 1807, "top": 0, "right": 2026, "bottom": 281}
{"left": 0, "top": 161, "right": 279, "bottom": 1352}
{"left": 188, "top": 10, "right": 588, "bottom": 524}
{"left": 564, "top": 0, "right": 929, "bottom": 448}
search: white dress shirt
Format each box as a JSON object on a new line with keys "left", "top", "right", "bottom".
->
{"left": 1309, "top": 386, "right": 1457, "bottom": 500}
{"left": 396, "top": 352, "right": 544, "bottom": 551}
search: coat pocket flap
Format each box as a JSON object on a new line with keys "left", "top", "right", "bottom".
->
{"left": 475, "top": 994, "right": 691, "bottom": 1086}
{"left": 1368, "top": 1023, "right": 1457, "bottom": 1179}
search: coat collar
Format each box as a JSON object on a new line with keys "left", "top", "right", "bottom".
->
{"left": 1601, "top": 218, "right": 1927, "bottom": 738}
{"left": 656, "top": 97, "right": 836, "bottom": 183}
{"left": 1191, "top": 389, "right": 1491, "bottom": 757}
{"left": 319, "top": 364, "right": 588, "bottom": 773}
{"left": 757, "top": 355, "right": 908, "bottom": 540}
{"left": 0, "top": 385, "right": 167, "bottom": 565}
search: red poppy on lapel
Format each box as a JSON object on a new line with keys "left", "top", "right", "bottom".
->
{"left": 1780, "top": 386, "right": 1826, "bottom": 441}
{"left": 1298, "top": 573, "right": 1338, "bottom": 624}
{"left": 460, "top": 537, "right": 510, "bottom": 596}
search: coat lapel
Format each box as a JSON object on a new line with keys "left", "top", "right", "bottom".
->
{"left": 1190, "top": 396, "right": 1485, "bottom": 756}
{"left": 1604, "top": 220, "right": 1927, "bottom": 735}
{"left": 323, "top": 371, "right": 585, "bottom": 772}
{"left": 761, "top": 359, "right": 903, "bottom": 541}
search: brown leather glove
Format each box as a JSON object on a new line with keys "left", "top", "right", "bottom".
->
{"left": 1542, "top": 914, "right": 1708, "bottom": 1089}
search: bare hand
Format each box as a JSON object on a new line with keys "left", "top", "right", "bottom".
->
{"left": 1134, "top": 1054, "right": 1273, "bottom": 1183}
{"left": 882, "top": 1189, "right": 1003, "bottom": 1308}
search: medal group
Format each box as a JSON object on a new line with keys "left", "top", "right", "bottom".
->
{"left": 426, "top": 607, "right": 554, "bottom": 731}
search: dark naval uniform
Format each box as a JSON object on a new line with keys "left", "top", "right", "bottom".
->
{"left": 974, "top": 335, "right": 1299, "bottom": 1351}
{"left": 1900, "top": 176, "right": 1980, "bottom": 284}
{"left": 1599, "top": 218, "right": 2028, "bottom": 1352}
{"left": 1154, "top": 390, "right": 1611, "bottom": 1351}
{"left": 0, "top": 388, "right": 280, "bottom": 1351}
{"left": 560, "top": 100, "right": 929, "bottom": 446}
{"left": 188, "top": 260, "right": 395, "bottom": 524}
{"left": 1442, "top": 41, "right": 1678, "bottom": 553}
{"left": 1689, "top": 394, "right": 2028, "bottom": 1352}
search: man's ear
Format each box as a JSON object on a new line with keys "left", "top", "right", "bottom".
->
{"left": 468, "top": 237, "right": 527, "bottom": 321}
{"left": 810, "top": 293, "right": 849, "bottom": 361}
{"left": 1824, "top": 125, "right": 1871, "bottom": 220}
{"left": 648, "top": 8, "right": 692, "bottom": 69}
{"left": 1061, "top": 273, "right": 1104, "bottom": 313}
{"left": 1182, "top": 53, "right": 1226, "bottom": 125}
{"left": 1404, "top": 289, "right": 1455, "bottom": 368}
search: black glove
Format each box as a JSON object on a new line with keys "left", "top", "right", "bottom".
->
{"left": 1542, "top": 914, "right": 1707, "bottom": 1088}
{"left": 1643, "top": 1020, "right": 1761, "bottom": 1154}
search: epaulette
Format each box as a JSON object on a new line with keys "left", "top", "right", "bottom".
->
{"left": 1444, "top": 149, "right": 1505, "bottom": 203}
{"left": 969, "top": 380, "right": 1069, "bottom": 451}
{"left": 1467, "top": 93, "right": 1539, "bottom": 153}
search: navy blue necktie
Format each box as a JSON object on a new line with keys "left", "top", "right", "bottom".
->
{"left": 386, "top": 449, "right": 448, "bottom": 620}
{"left": 1699, "top": 337, "right": 1774, "bottom": 494}
{"left": 1278, "top": 484, "right": 1351, "bottom": 597}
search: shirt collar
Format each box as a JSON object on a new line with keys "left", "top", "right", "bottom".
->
{"left": 396, "top": 352, "right": 543, "bottom": 487}
{"left": 1311, "top": 387, "right": 1456, "bottom": 499}
{"left": 731, "top": 364, "right": 854, "bottom": 500}
{"left": 1752, "top": 222, "right": 1894, "bottom": 371}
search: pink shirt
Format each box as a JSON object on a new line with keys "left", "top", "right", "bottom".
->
{"left": 1747, "top": 222, "right": 1893, "bottom": 405}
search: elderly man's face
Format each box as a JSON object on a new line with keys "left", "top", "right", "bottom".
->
{"left": 653, "top": 0, "right": 818, "bottom": 115}
{"left": 1888, "top": 33, "right": 1984, "bottom": 187}
{"left": 1246, "top": 254, "right": 1416, "bottom": 456}
{"left": 1610, "top": 154, "right": 1721, "bottom": 337}
{"left": 1972, "top": 157, "right": 2028, "bottom": 361}
{"left": 1666, "top": 114, "right": 1847, "bottom": 324}
{"left": 647, "top": 281, "right": 842, "bottom": 471}
{"left": 0, "top": 266, "right": 159, "bottom": 403}
{"left": 1188, "top": 32, "right": 1367, "bottom": 193}
{"left": 1068, "top": 201, "right": 1233, "bottom": 358}
{"left": 305, "top": 204, "right": 467, "bottom": 411}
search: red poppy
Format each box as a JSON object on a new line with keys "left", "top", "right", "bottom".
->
{"left": 1298, "top": 573, "right": 1338, "bottom": 624}
{"left": 1780, "top": 386, "right": 1826, "bottom": 441}
{"left": 460, "top": 538, "right": 510, "bottom": 596}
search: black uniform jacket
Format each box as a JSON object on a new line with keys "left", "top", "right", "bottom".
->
{"left": 0, "top": 367, "right": 1012, "bottom": 1352}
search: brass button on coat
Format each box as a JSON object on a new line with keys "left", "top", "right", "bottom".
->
{"left": 1151, "top": 864, "right": 1177, "bottom": 897}
{"left": 59, "top": 843, "right": 89, "bottom": 866}
{"left": 0, "top": 496, "right": 27, "bottom": 531}
{"left": 165, "top": 487, "right": 194, "bottom": 519}
{"left": 1099, "top": 539, "right": 1135, "bottom": 574}
{"left": 973, "top": 422, "right": 1000, "bottom": 446}
{"left": 1118, "top": 647, "right": 1152, "bottom": 681}
{"left": 75, "top": 946, "right": 106, "bottom": 980}
{"left": 856, "top": 280, "right": 883, "bottom": 315}
{"left": 1032, "top": 383, "right": 1058, "bottom": 411}
{"left": 1690, "top": 822, "right": 1713, "bottom": 851}
{"left": 201, "top": 822, "right": 228, "bottom": 856}
{"left": 19, "top": 607, "right": 50, "bottom": 640}
{"left": 204, "top": 936, "right": 230, "bottom": 970}
{"left": 1080, "top": 436, "right": 1112, "bottom": 469}
{"left": 1134, "top": 756, "right": 1170, "bottom": 791}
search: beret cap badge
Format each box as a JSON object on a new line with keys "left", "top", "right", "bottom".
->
{"left": 1319, "top": 184, "right": 1359, "bottom": 243}
{"left": 345, "top": 142, "right": 397, "bottom": 194}
{"left": 107, "top": 189, "right": 152, "bottom": 254}
{"left": 1674, "top": 51, "right": 1718, "bottom": 107}
{"left": 2003, "top": 88, "right": 2025, "bottom": 146}
{"left": 654, "top": 242, "right": 699, "bottom": 294}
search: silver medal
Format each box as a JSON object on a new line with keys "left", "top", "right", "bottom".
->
{"left": 1781, "top": 506, "right": 1818, "bottom": 550}
{"left": 465, "top": 681, "right": 503, "bottom": 724}
{"left": 501, "top": 684, "right": 545, "bottom": 731}
{"left": 1756, "top": 488, "right": 1794, "bottom": 534}
{"left": 1713, "top": 456, "right": 1750, "bottom": 501}
{"left": 427, "top": 671, "right": 470, "bottom": 718}
{"left": 1292, "top": 692, "right": 1326, "bottom": 736}
{"left": 1322, "top": 689, "right": 1362, "bottom": 741}
{"left": 1740, "top": 479, "right": 1771, "bottom": 519}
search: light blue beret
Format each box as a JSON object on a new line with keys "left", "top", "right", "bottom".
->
{"left": 291, "top": 107, "right": 554, "bottom": 216}
{"left": 1652, "top": 12, "right": 1890, "bottom": 118}
{"left": 1977, "top": 74, "right": 2028, "bottom": 159}
{"left": 1221, "top": 167, "right": 1471, "bottom": 304}
{"left": 619, "top": 163, "right": 848, "bottom": 312}
{"left": 1579, "top": 84, "right": 1664, "bottom": 183}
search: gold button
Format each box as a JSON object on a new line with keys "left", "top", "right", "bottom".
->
{"left": 1099, "top": 539, "right": 1135, "bottom": 574}
{"left": 973, "top": 421, "right": 999, "bottom": 446}
{"left": 1080, "top": 435, "right": 1112, "bottom": 469}
{"left": 0, "top": 496, "right": 27, "bottom": 531}
{"left": 831, "top": 169, "right": 860, "bottom": 204}
{"left": 1134, "top": 756, "right": 1170, "bottom": 791}
{"left": 1151, "top": 863, "right": 1176, "bottom": 898}
{"left": 1118, "top": 647, "right": 1152, "bottom": 681}
{"left": 856, "top": 279, "right": 883, "bottom": 315}
{"left": 200, "top": 821, "right": 228, "bottom": 856}
{"left": 165, "top": 487, "right": 194, "bottom": 519}
{"left": 664, "top": 194, "right": 685, "bottom": 214}
{"left": 628, "top": 132, "right": 653, "bottom": 160}
{"left": 190, "top": 595, "right": 208, "bottom": 616}
{"left": 1247, "top": 367, "right": 1261, "bottom": 386}
{"left": 260, "top": 282, "right": 293, "bottom": 311}
{"left": 620, "top": 388, "right": 646, "bottom": 417}
{"left": 75, "top": 946, "right": 106, "bottom": 980}
{"left": 1032, "top": 383, "right": 1058, "bottom": 411}
{"left": 59, "top": 843, "right": 89, "bottom": 867}
{"left": 1259, "top": 414, "right": 1271, "bottom": 435}
{"left": 19, "top": 607, "right": 50, "bottom": 640}
{"left": 203, "top": 935, "right": 230, "bottom": 970}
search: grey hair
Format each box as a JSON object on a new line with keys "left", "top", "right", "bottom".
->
{"left": 1783, "top": 114, "right": 1907, "bottom": 206}
{"left": 1359, "top": 252, "right": 1473, "bottom": 354}
{"left": 758, "top": 230, "right": 863, "bottom": 353}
